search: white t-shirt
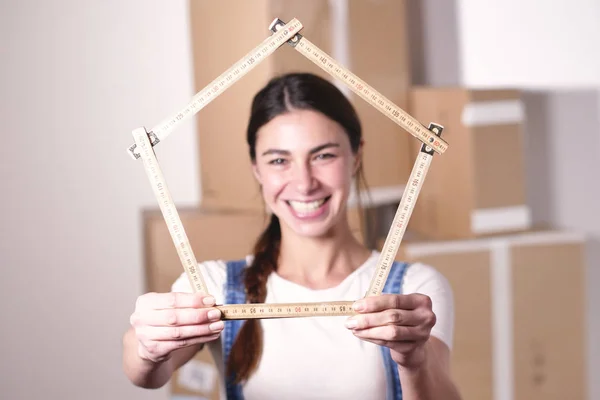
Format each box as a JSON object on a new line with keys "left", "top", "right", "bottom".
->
{"left": 171, "top": 250, "right": 454, "bottom": 400}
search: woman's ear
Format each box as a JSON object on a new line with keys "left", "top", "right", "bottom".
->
{"left": 353, "top": 140, "right": 364, "bottom": 175}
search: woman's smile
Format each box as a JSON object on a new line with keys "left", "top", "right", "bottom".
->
{"left": 285, "top": 196, "right": 332, "bottom": 219}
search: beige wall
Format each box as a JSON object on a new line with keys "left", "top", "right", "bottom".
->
{"left": 0, "top": 1, "right": 199, "bottom": 399}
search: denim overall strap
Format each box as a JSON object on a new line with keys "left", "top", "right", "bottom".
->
{"left": 380, "top": 261, "right": 410, "bottom": 400}
{"left": 223, "top": 259, "right": 248, "bottom": 400}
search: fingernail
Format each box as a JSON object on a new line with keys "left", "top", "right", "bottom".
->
{"left": 209, "top": 321, "right": 224, "bottom": 332}
{"left": 345, "top": 319, "right": 358, "bottom": 329}
{"left": 207, "top": 309, "right": 221, "bottom": 321}
{"left": 202, "top": 296, "right": 216, "bottom": 306}
{"left": 353, "top": 301, "right": 365, "bottom": 311}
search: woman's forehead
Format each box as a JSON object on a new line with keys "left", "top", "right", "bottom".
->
{"left": 255, "top": 109, "right": 350, "bottom": 150}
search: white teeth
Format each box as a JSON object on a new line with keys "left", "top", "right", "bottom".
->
{"left": 288, "top": 199, "right": 326, "bottom": 213}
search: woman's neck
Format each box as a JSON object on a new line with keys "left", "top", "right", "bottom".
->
{"left": 275, "top": 223, "right": 372, "bottom": 290}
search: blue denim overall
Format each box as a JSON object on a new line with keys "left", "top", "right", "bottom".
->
{"left": 222, "top": 260, "right": 408, "bottom": 400}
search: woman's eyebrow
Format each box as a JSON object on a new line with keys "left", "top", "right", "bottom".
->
{"left": 261, "top": 149, "right": 290, "bottom": 156}
{"left": 309, "top": 142, "right": 340, "bottom": 154}
{"left": 261, "top": 142, "right": 340, "bottom": 157}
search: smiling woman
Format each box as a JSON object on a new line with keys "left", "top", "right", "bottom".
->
{"left": 249, "top": 79, "right": 363, "bottom": 239}
{"left": 122, "top": 73, "right": 462, "bottom": 400}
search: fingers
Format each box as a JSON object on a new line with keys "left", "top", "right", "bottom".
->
{"left": 353, "top": 337, "right": 417, "bottom": 353}
{"left": 347, "top": 293, "right": 436, "bottom": 332}
{"left": 351, "top": 324, "right": 424, "bottom": 342}
{"left": 137, "top": 320, "right": 225, "bottom": 342}
{"left": 131, "top": 307, "right": 222, "bottom": 327}
{"left": 132, "top": 292, "right": 223, "bottom": 364}
{"left": 139, "top": 333, "right": 222, "bottom": 362}
{"left": 136, "top": 292, "right": 216, "bottom": 311}
{"left": 344, "top": 308, "right": 425, "bottom": 330}
{"left": 346, "top": 294, "right": 436, "bottom": 344}
{"left": 134, "top": 309, "right": 224, "bottom": 363}
{"left": 352, "top": 293, "right": 431, "bottom": 313}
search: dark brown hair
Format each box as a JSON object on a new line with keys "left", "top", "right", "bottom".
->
{"left": 227, "top": 73, "right": 365, "bottom": 383}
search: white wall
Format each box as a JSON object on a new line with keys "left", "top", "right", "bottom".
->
{"left": 412, "top": 0, "right": 600, "bottom": 89}
{"left": 407, "top": 0, "right": 462, "bottom": 86}
{"left": 455, "top": 0, "right": 600, "bottom": 88}
{"left": 0, "top": 1, "right": 199, "bottom": 398}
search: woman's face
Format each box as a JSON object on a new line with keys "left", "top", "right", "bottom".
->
{"left": 252, "top": 109, "right": 360, "bottom": 238}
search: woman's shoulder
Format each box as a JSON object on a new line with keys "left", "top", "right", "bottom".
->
{"left": 395, "top": 258, "right": 455, "bottom": 350}
{"left": 401, "top": 261, "right": 452, "bottom": 295}
{"left": 365, "top": 251, "right": 451, "bottom": 293}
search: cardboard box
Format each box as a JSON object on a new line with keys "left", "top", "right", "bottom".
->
{"left": 407, "top": 87, "right": 531, "bottom": 240}
{"left": 189, "top": 1, "right": 412, "bottom": 211}
{"left": 346, "top": 0, "right": 412, "bottom": 191}
{"left": 396, "top": 230, "right": 587, "bottom": 400}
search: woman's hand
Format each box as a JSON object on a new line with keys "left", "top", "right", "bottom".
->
{"left": 129, "top": 292, "right": 224, "bottom": 364}
{"left": 345, "top": 294, "right": 436, "bottom": 369}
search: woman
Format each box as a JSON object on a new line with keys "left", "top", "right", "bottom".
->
{"left": 123, "top": 73, "right": 461, "bottom": 399}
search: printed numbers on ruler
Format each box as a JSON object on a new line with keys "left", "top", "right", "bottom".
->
{"left": 366, "top": 136, "right": 437, "bottom": 297}
{"left": 132, "top": 128, "right": 208, "bottom": 293}
{"left": 217, "top": 301, "right": 356, "bottom": 320}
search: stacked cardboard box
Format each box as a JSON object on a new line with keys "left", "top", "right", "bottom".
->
{"left": 407, "top": 87, "right": 531, "bottom": 239}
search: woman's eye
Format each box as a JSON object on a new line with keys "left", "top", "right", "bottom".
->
{"left": 315, "top": 153, "right": 335, "bottom": 161}
{"left": 268, "top": 158, "right": 287, "bottom": 165}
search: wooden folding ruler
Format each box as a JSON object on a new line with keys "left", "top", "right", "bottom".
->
{"left": 129, "top": 18, "right": 447, "bottom": 320}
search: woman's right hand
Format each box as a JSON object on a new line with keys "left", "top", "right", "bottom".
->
{"left": 129, "top": 292, "right": 224, "bottom": 363}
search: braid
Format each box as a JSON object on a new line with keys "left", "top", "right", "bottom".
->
{"left": 226, "top": 214, "right": 281, "bottom": 383}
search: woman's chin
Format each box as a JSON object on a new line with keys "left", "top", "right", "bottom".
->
{"left": 283, "top": 215, "right": 338, "bottom": 239}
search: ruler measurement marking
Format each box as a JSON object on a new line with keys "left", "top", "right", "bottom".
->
{"left": 217, "top": 301, "right": 356, "bottom": 320}
{"left": 366, "top": 144, "right": 436, "bottom": 297}
{"left": 132, "top": 128, "right": 208, "bottom": 294}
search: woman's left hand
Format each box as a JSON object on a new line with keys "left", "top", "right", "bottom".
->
{"left": 345, "top": 294, "right": 437, "bottom": 369}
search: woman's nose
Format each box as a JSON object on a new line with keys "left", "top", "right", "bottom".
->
{"left": 292, "top": 163, "right": 317, "bottom": 194}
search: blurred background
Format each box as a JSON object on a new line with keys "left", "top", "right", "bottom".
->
{"left": 1, "top": 0, "right": 599, "bottom": 399}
